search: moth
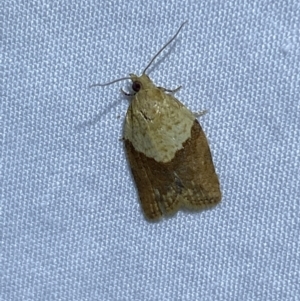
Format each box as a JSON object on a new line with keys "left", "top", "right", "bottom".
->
{"left": 91, "top": 22, "right": 221, "bottom": 220}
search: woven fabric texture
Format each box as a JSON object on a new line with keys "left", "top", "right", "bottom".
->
{"left": 2, "top": 1, "right": 300, "bottom": 300}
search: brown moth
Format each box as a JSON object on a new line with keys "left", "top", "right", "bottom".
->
{"left": 91, "top": 22, "right": 221, "bottom": 220}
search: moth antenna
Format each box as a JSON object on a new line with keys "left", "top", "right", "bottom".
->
{"left": 142, "top": 21, "right": 187, "bottom": 75}
{"left": 89, "top": 76, "right": 131, "bottom": 88}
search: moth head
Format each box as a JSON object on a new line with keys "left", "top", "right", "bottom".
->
{"left": 129, "top": 74, "right": 155, "bottom": 92}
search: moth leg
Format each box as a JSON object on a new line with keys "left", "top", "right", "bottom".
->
{"left": 193, "top": 109, "right": 208, "bottom": 118}
{"left": 120, "top": 88, "right": 135, "bottom": 96}
{"left": 159, "top": 86, "right": 182, "bottom": 94}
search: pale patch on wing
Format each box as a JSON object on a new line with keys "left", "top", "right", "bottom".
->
{"left": 124, "top": 88, "right": 195, "bottom": 163}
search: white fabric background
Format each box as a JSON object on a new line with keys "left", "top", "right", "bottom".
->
{"left": 2, "top": 1, "right": 300, "bottom": 300}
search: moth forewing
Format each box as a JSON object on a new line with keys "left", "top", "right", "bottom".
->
{"left": 124, "top": 74, "right": 221, "bottom": 220}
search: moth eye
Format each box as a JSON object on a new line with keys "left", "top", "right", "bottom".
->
{"left": 132, "top": 81, "right": 141, "bottom": 92}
